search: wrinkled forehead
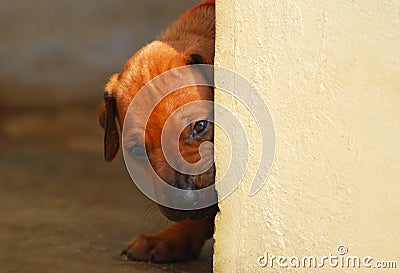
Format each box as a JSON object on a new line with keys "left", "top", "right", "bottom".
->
{"left": 123, "top": 86, "right": 213, "bottom": 136}
{"left": 171, "top": 97, "right": 214, "bottom": 125}
{"left": 122, "top": 64, "right": 214, "bottom": 137}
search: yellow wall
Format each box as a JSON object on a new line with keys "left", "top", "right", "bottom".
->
{"left": 214, "top": 0, "right": 400, "bottom": 272}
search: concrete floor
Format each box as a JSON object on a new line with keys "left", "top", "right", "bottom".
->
{"left": 0, "top": 105, "right": 213, "bottom": 273}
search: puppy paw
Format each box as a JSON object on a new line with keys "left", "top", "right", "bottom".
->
{"left": 120, "top": 219, "right": 214, "bottom": 263}
{"left": 121, "top": 234, "right": 194, "bottom": 263}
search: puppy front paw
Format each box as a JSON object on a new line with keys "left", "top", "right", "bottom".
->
{"left": 121, "top": 218, "right": 214, "bottom": 263}
{"left": 121, "top": 234, "right": 195, "bottom": 263}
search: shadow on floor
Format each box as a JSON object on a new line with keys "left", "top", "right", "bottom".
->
{"left": 0, "top": 105, "right": 213, "bottom": 273}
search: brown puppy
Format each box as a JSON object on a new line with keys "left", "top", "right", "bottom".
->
{"left": 99, "top": 1, "right": 216, "bottom": 263}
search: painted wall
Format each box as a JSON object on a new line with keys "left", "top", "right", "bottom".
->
{"left": 214, "top": 0, "right": 400, "bottom": 272}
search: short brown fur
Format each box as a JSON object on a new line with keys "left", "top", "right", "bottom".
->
{"left": 99, "top": 5, "right": 216, "bottom": 263}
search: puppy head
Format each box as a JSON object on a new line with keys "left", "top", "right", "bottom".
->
{"left": 99, "top": 41, "right": 217, "bottom": 221}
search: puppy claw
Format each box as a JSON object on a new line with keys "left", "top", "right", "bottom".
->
{"left": 148, "top": 254, "right": 155, "bottom": 263}
{"left": 120, "top": 249, "right": 132, "bottom": 260}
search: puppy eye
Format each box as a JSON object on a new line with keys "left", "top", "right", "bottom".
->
{"left": 129, "top": 143, "right": 146, "bottom": 159}
{"left": 193, "top": 120, "right": 209, "bottom": 136}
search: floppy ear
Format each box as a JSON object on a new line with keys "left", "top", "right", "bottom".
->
{"left": 187, "top": 54, "right": 204, "bottom": 65}
{"left": 99, "top": 91, "right": 120, "bottom": 162}
{"left": 187, "top": 54, "right": 214, "bottom": 86}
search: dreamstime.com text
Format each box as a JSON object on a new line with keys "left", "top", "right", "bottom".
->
{"left": 257, "top": 245, "right": 397, "bottom": 269}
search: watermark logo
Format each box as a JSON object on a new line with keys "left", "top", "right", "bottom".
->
{"left": 122, "top": 64, "right": 275, "bottom": 210}
{"left": 257, "top": 245, "right": 397, "bottom": 269}
{"left": 336, "top": 244, "right": 348, "bottom": 256}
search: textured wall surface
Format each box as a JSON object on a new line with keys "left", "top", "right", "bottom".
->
{"left": 214, "top": 0, "right": 400, "bottom": 272}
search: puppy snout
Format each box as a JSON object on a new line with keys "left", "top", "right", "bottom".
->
{"left": 177, "top": 189, "right": 199, "bottom": 207}
{"left": 175, "top": 174, "right": 199, "bottom": 206}
{"left": 177, "top": 174, "right": 196, "bottom": 190}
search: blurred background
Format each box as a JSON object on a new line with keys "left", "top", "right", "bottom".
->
{"left": 0, "top": 1, "right": 213, "bottom": 272}
{"left": 0, "top": 0, "right": 198, "bottom": 108}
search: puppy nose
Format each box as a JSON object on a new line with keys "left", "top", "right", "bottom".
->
{"left": 175, "top": 175, "right": 200, "bottom": 207}
{"left": 177, "top": 189, "right": 199, "bottom": 207}
{"left": 177, "top": 174, "right": 196, "bottom": 190}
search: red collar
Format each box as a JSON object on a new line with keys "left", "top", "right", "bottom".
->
{"left": 182, "top": 0, "right": 215, "bottom": 18}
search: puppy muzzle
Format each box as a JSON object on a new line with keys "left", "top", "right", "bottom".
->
{"left": 158, "top": 173, "right": 218, "bottom": 221}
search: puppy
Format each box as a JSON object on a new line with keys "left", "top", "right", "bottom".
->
{"left": 99, "top": 1, "right": 216, "bottom": 263}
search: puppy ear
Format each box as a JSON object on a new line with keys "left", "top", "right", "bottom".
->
{"left": 187, "top": 54, "right": 214, "bottom": 86}
{"left": 187, "top": 54, "right": 204, "bottom": 65}
{"left": 99, "top": 90, "right": 120, "bottom": 162}
{"left": 98, "top": 101, "right": 107, "bottom": 129}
